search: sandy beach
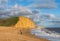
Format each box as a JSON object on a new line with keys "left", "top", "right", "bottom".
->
{"left": 0, "top": 26, "right": 50, "bottom": 41}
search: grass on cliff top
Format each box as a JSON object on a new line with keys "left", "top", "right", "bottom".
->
{"left": 0, "top": 17, "right": 19, "bottom": 26}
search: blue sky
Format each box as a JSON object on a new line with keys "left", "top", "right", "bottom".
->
{"left": 20, "top": 0, "right": 60, "bottom": 17}
{"left": 0, "top": 0, "right": 60, "bottom": 27}
{"left": 6, "top": 0, "right": 60, "bottom": 17}
{"left": 0, "top": 0, "right": 60, "bottom": 16}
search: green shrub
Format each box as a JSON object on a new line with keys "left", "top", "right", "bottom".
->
{"left": 0, "top": 17, "right": 19, "bottom": 26}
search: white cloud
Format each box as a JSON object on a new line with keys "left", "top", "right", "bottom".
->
{"left": 40, "top": 14, "right": 56, "bottom": 20}
{"left": 0, "top": 0, "right": 59, "bottom": 27}
{"left": 0, "top": 3, "right": 59, "bottom": 27}
{"left": 32, "top": 9, "right": 40, "bottom": 14}
{"left": 0, "top": 4, "right": 34, "bottom": 18}
{"left": 23, "top": 0, "right": 57, "bottom": 9}
{"left": 49, "top": 14, "right": 56, "bottom": 19}
{"left": 0, "top": 3, "right": 41, "bottom": 23}
{"left": 40, "top": 19, "right": 60, "bottom": 28}
{"left": 0, "top": 0, "right": 8, "bottom": 9}
{"left": 11, "top": 4, "right": 32, "bottom": 15}
{"left": 0, "top": 0, "right": 8, "bottom": 3}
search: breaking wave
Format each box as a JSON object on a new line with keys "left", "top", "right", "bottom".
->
{"left": 30, "top": 28, "right": 60, "bottom": 41}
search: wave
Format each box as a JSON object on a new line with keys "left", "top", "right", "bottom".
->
{"left": 30, "top": 28, "right": 60, "bottom": 41}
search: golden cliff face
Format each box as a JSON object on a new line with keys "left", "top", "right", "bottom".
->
{"left": 14, "top": 16, "right": 35, "bottom": 30}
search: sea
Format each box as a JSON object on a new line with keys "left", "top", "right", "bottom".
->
{"left": 30, "top": 28, "right": 60, "bottom": 41}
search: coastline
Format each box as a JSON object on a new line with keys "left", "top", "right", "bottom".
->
{"left": 0, "top": 26, "right": 50, "bottom": 41}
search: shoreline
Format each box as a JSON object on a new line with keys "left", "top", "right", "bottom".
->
{"left": 0, "top": 26, "right": 50, "bottom": 41}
